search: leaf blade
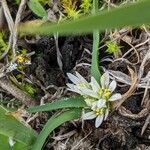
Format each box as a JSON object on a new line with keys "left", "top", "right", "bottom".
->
{"left": 28, "top": 0, "right": 47, "bottom": 18}
{"left": 27, "top": 96, "right": 86, "bottom": 113}
{"left": 31, "top": 108, "right": 82, "bottom": 150}
{"left": 0, "top": 106, "right": 37, "bottom": 147}
{"left": 19, "top": 0, "right": 150, "bottom": 35}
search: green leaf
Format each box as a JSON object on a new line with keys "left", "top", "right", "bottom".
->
{"left": 28, "top": 0, "right": 47, "bottom": 18}
{"left": 0, "top": 134, "right": 29, "bottom": 150}
{"left": 20, "top": 0, "right": 150, "bottom": 35}
{"left": 27, "top": 96, "right": 86, "bottom": 113}
{"left": 91, "top": 0, "right": 101, "bottom": 83}
{"left": 0, "top": 106, "right": 37, "bottom": 149}
{"left": 31, "top": 108, "right": 82, "bottom": 150}
{"left": 0, "top": 134, "right": 11, "bottom": 150}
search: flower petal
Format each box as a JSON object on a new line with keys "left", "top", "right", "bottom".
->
{"left": 82, "top": 111, "right": 96, "bottom": 120}
{"left": 85, "top": 98, "right": 96, "bottom": 107}
{"left": 82, "top": 89, "right": 99, "bottom": 98}
{"left": 66, "top": 84, "right": 81, "bottom": 94}
{"left": 95, "top": 115, "right": 104, "bottom": 128}
{"left": 104, "top": 108, "right": 109, "bottom": 120}
{"left": 97, "top": 99, "right": 106, "bottom": 108}
{"left": 91, "top": 76, "right": 100, "bottom": 92}
{"left": 91, "top": 101, "right": 98, "bottom": 110}
{"left": 9, "top": 137, "right": 16, "bottom": 147}
{"left": 109, "top": 80, "right": 117, "bottom": 92}
{"left": 109, "top": 93, "right": 122, "bottom": 101}
{"left": 101, "top": 72, "right": 110, "bottom": 88}
{"left": 67, "top": 73, "right": 80, "bottom": 84}
{"left": 75, "top": 71, "right": 88, "bottom": 84}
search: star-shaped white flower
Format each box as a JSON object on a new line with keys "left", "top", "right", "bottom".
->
{"left": 82, "top": 99, "right": 108, "bottom": 128}
{"left": 77, "top": 72, "right": 122, "bottom": 101}
{"left": 99, "top": 72, "right": 122, "bottom": 101}
{"left": 6, "top": 62, "right": 18, "bottom": 73}
{"left": 66, "top": 71, "right": 122, "bottom": 128}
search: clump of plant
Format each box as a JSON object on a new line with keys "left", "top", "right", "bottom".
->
{"left": 106, "top": 40, "right": 121, "bottom": 56}
{"left": 14, "top": 50, "right": 37, "bottom": 97}
{"left": 61, "top": 0, "right": 92, "bottom": 19}
{"left": 80, "top": 0, "right": 92, "bottom": 13}
{"left": 16, "top": 49, "right": 31, "bottom": 65}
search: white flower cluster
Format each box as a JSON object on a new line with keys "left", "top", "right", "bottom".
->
{"left": 6, "top": 62, "right": 18, "bottom": 73}
{"left": 67, "top": 72, "right": 122, "bottom": 128}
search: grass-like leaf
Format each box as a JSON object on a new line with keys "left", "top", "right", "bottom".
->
{"left": 0, "top": 106, "right": 37, "bottom": 148}
{"left": 31, "top": 108, "right": 82, "bottom": 150}
{"left": 19, "top": 0, "right": 150, "bottom": 35}
{"left": 27, "top": 96, "right": 86, "bottom": 113}
{"left": 28, "top": 0, "right": 47, "bottom": 18}
{"left": 0, "top": 134, "right": 30, "bottom": 150}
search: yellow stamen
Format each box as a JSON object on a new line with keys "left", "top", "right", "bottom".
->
{"left": 16, "top": 54, "right": 30, "bottom": 64}
{"left": 104, "top": 89, "right": 111, "bottom": 99}
{"left": 98, "top": 88, "right": 111, "bottom": 99}
{"left": 94, "top": 108, "right": 104, "bottom": 116}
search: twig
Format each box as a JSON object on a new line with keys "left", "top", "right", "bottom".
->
{"left": 118, "top": 106, "right": 148, "bottom": 119}
{"left": 12, "top": 0, "right": 27, "bottom": 59}
{"left": 54, "top": 33, "right": 63, "bottom": 70}
{"left": 0, "top": 6, "right": 6, "bottom": 30}
{"left": 0, "top": 77, "right": 36, "bottom": 106}
{"left": 114, "top": 67, "right": 138, "bottom": 109}
{"left": 121, "top": 40, "right": 140, "bottom": 65}
{"left": 1, "top": 0, "right": 14, "bottom": 32}
{"left": 1, "top": 0, "right": 14, "bottom": 59}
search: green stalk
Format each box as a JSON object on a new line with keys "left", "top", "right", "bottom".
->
{"left": 91, "top": 0, "right": 101, "bottom": 83}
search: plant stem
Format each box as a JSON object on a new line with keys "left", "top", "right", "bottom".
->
{"left": 91, "top": 0, "right": 101, "bottom": 83}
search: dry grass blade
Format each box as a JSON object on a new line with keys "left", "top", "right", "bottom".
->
{"left": 113, "top": 67, "right": 138, "bottom": 109}
{"left": 0, "top": 6, "right": 6, "bottom": 30}
{"left": 12, "top": 0, "right": 27, "bottom": 59}
{"left": 54, "top": 33, "right": 63, "bottom": 70}
{"left": 141, "top": 72, "right": 150, "bottom": 105}
{"left": 141, "top": 94, "right": 150, "bottom": 135}
{"left": 71, "top": 131, "right": 92, "bottom": 150}
{"left": 109, "top": 69, "right": 150, "bottom": 89}
{"left": 1, "top": 0, "right": 14, "bottom": 32}
{"left": 108, "top": 69, "right": 131, "bottom": 85}
{"left": 1, "top": 0, "right": 14, "bottom": 59}
{"left": 121, "top": 41, "right": 140, "bottom": 65}
{"left": 141, "top": 113, "right": 150, "bottom": 135}
{"left": 52, "top": 130, "right": 77, "bottom": 141}
{"left": 138, "top": 48, "right": 150, "bottom": 80}
{"left": 118, "top": 106, "right": 148, "bottom": 119}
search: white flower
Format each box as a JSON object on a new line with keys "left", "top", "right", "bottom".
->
{"left": 8, "top": 137, "right": 16, "bottom": 147}
{"left": 6, "top": 62, "right": 18, "bottom": 73}
{"left": 66, "top": 71, "right": 122, "bottom": 128}
{"left": 67, "top": 72, "right": 91, "bottom": 95}
{"left": 90, "top": 72, "right": 122, "bottom": 101}
{"left": 100, "top": 72, "right": 122, "bottom": 101}
{"left": 82, "top": 99, "right": 108, "bottom": 128}
{"left": 67, "top": 72, "right": 99, "bottom": 98}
